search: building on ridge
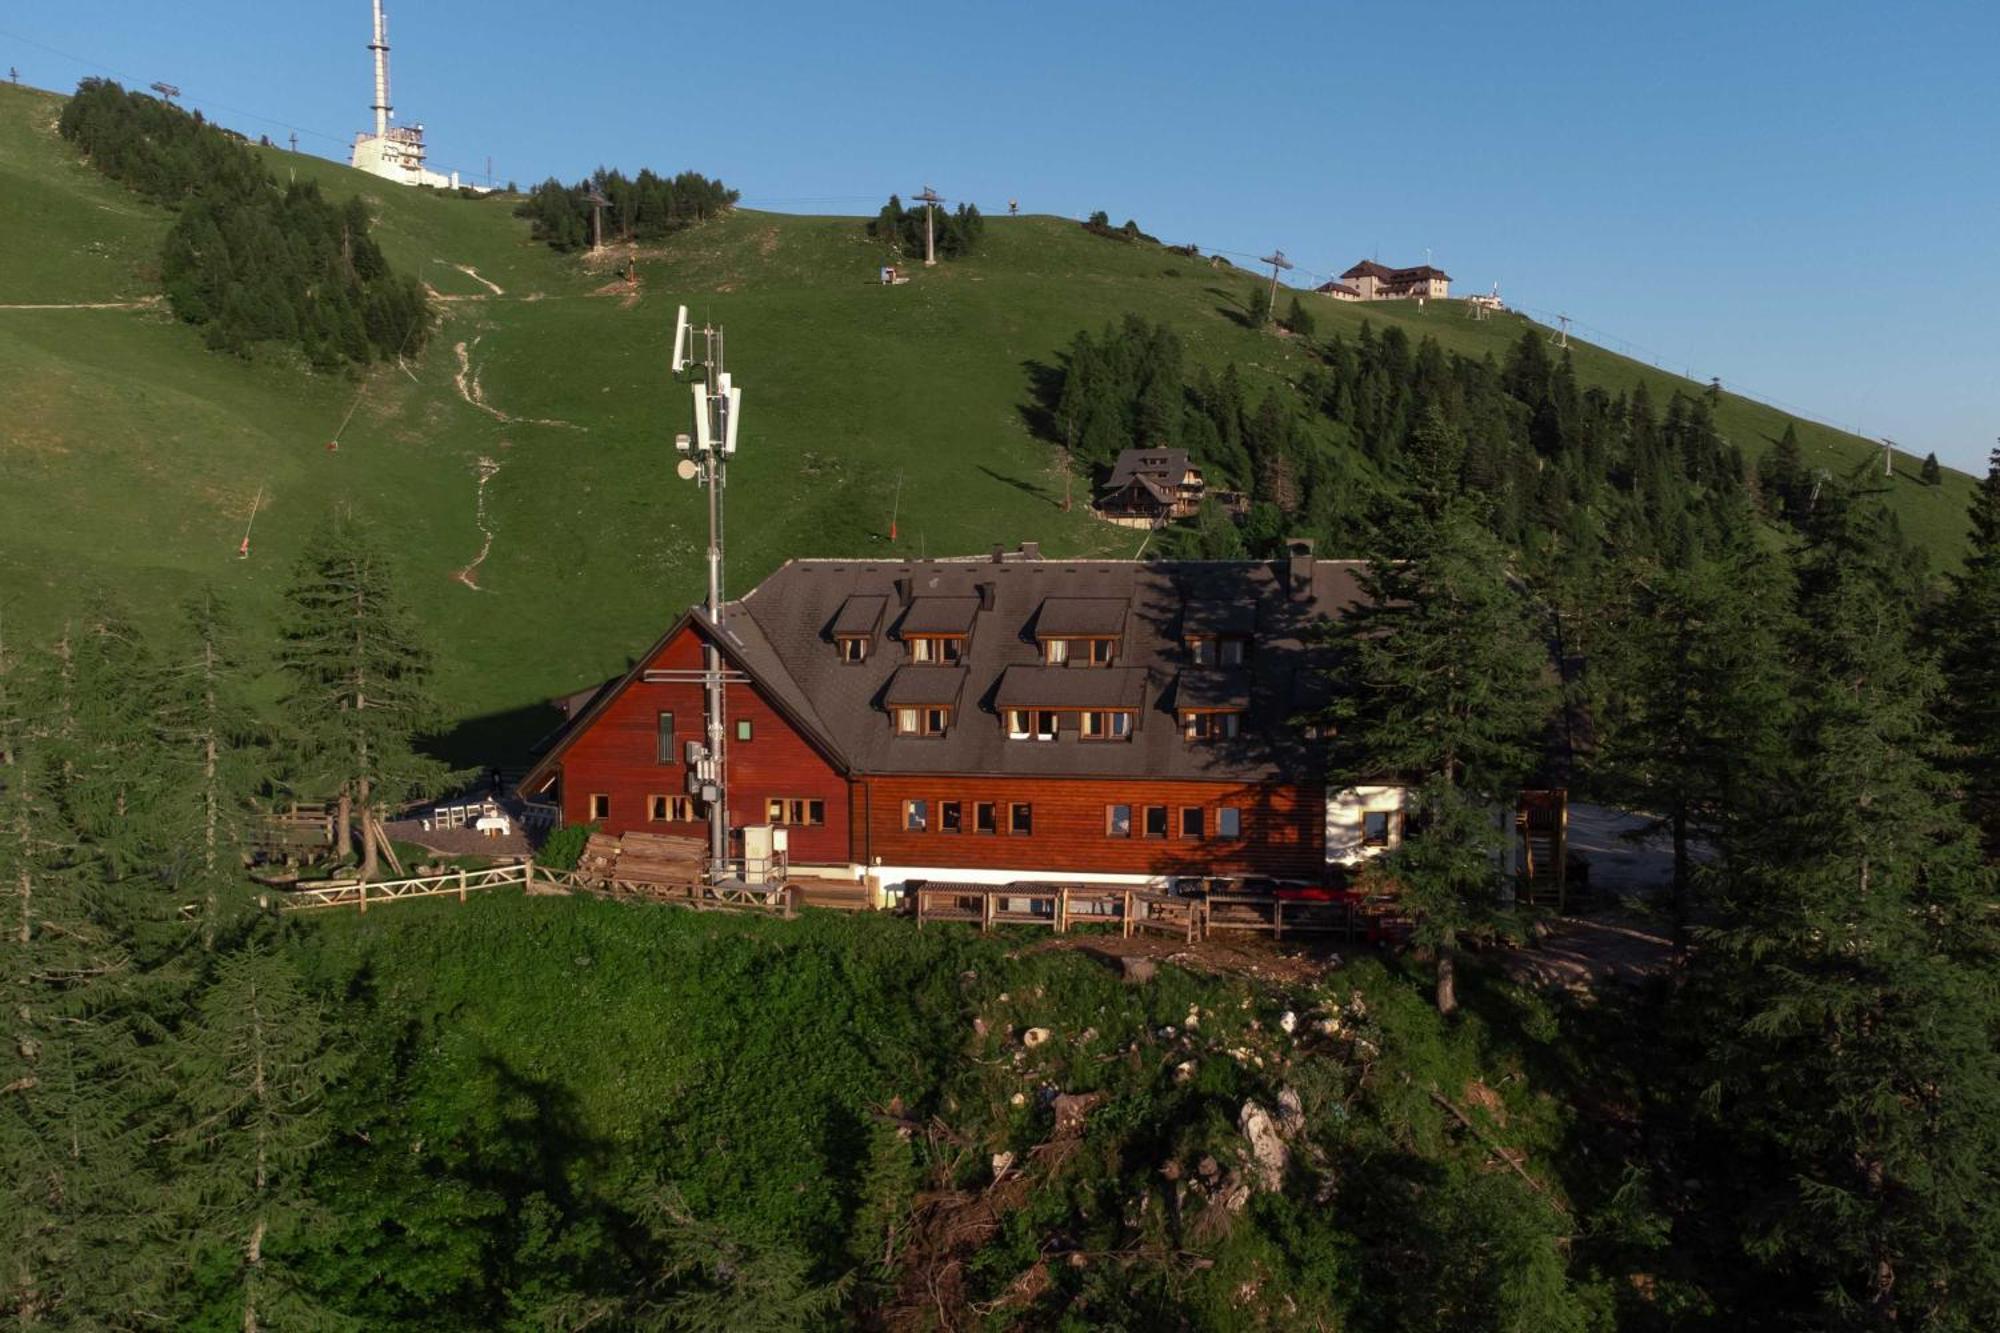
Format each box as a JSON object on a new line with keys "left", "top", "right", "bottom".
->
{"left": 1329, "top": 260, "right": 1451, "bottom": 301}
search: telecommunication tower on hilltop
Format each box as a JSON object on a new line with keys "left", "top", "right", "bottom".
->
{"left": 347, "top": 0, "right": 484, "bottom": 191}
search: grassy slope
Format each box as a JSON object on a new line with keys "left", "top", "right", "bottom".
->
{"left": 0, "top": 80, "right": 1976, "bottom": 759}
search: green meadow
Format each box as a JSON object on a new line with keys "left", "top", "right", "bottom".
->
{"left": 0, "top": 79, "right": 1974, "bottom": 759}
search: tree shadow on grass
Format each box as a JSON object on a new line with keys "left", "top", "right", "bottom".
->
{"left": 977, "top": 464, "right": 1054, "bottom": 507}
{"left": 1017, "top": 356, "right": 1064, "bottom": 444}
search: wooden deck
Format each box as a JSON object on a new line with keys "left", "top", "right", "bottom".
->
{"left": 908, "top": 883, "right": 1370, "bottom": 943}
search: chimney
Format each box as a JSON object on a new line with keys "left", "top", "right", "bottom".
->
{"left": 1286, "top": 536, "right": 1315, "bottom": 600}
{"left": 893, "top": 576, "right": 912, "bottom": 607}
{"left": 991, "top": 543, "right": 1006, "bottom": 564}
{"left": 976, "top": 581, "right": 995, "bottom": 611}
{"left": 1018, "top": 541, "right": 1041, "bottom": 562}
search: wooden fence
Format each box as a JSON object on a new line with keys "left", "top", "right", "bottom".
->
{"left": 279, "top": 866, "right": 1386, "bottom": 947}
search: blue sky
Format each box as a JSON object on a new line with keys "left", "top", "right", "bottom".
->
{"left": 6, "top": 1, "right": 1996, "bottom": 471}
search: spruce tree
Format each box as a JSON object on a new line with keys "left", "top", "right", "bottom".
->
{"left": 1596, "top": 522, "right": 1793, "bottom": 954}
{"left": 1692, "top": 490, "right": 2000, "bottom": 1325}
{"left": 162, "top": 925, "right": 343, "bottom": 1331}
{"left": 1318, "top": 500, "right": 1556, "bottom": 1013}
{"left": 277, "top": 514, "right": 447, "bottom": 878}
{"left": 1920, "top": 451, "right": 1942, "bottom": 486}
{"left": 1937, "top": 447, "right": 2000, "bottom": 854}
{"left": 1246, "top": 284, "right": 1272, "bottom": 329}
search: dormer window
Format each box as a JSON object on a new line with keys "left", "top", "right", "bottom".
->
{"left": 908, "top": 635, "right": 963, "bottom": 664}
{"left": 1186, "top": 635, "right": 1246, "bottom": 667}
{"left": 1005, "top": 709, "right": 1059, "bottom": 742}
{"left": 1045, "top": 637, "right": 1118, "bottom": 667}
{"left": 1080, "top": 710, "right": 1133, "bottom": 741}
{"left": 1182, "top": 709, "right": 1243, "bottom": 741}
{"left": 895, "top": 706, "right": 952, "bottom": 737}
{"left": 831, "top": 594, "right": 888, "bottom": 662}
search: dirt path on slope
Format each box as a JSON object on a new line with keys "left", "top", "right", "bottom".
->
{"left": 451, "top": 337, "right": 587, "bottom": 430}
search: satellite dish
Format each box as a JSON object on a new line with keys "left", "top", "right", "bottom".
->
{"left": 670, "top": 304, "right": 690, "bottom": 373}
{"left": 675, "top": 458, "right": 699, "bottom": 481}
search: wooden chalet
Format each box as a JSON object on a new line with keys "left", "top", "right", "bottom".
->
{"left": 1094, "top": 448, "right": 1206, "bottom": 526}
{"left": 520, "top": 543, "right": 1556, "bottom": 899}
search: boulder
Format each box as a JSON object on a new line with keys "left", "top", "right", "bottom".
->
{"left": 1239, "top": 1100, "right": 1290, "bottom": 1192}
{"left": 1120, "top": 955, "right": 1157, "bottom": 984}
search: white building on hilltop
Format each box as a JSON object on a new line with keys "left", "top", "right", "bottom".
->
{"left": 348, "top": 0, "right": 481, "bottom": 191}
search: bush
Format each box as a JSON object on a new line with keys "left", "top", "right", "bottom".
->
{"left": 535, "top": 820, "right": 596, "bottom": 870}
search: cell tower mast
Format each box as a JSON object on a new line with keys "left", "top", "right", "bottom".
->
{"left": 668, "top": 306, "right": 745, "bottom": 879}
{"left": 369, "top": 0, "right": 392, "bottom": 139}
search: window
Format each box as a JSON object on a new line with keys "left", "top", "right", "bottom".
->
{"left": 975, "top": 801, "right": 997, "bottom": 834}
{"left": 910, "top": 636, "right": 962, "bottom": 664}
{"left": 941, "top": 801, "right": 962, "bottom": 833}
{"left": 652, "top": 794, "right": 695, "bottom": 822}
{"left": 1091, "top": 638, "right": 1116, "bottom": 666}
{"left": 589, "top": 793, "right": 610, "bottom": 820}
{"left": 1188, "top": 637, "right": 1245, "bottom": 667}
{"left": 1009, "top": 802, "right": 1033, "bottom": 835}
{"left": 896, "top": 707, "right": 951, "bottom": 737}
{"left": 838, "top": 636, "right": 868, "bottom": 663}
{"left": 656, "top": 711, "right": 676, "bottom": 764}
{"left": 1006, "top": 709, "right": 1058, "bottom": 741}
{"left": 736, "top": 719, "right": 753, "bottom": 742}
{"left": 1180, "top": 807, "right": 1206, "bottom": 839}
{"left": 903, "top": 799, "right": 928, "bottom": 832}
{"left": 1081, "top": 710, "right": 1132, "bottom": 741}
{"left": 1106, "top": 804, "right": 1132, "bottom": 837}
{"left": 1218, "top": 807, "right": 1242, "bottom": 838}
{"left": 1183, "top": 711, "right": 1242, "bottom": 741}
{"left": 1044, "top": 637, "right": 1068, "bottom": 665}
{"left": 1362, "top": 810, "right": 1395, "bottom": 847}
{"left": 765, "top": 798, "right": 824, "bottom": 826}
{"left": 1144, "top": 805, "right": 1169, "bottom": 838}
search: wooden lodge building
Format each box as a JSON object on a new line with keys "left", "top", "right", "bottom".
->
{"left": 1093, "top": 448, "right": 1207, "bottom": 527}
{"left": 520, "top": 542, "right": 1433, "bottom": 897}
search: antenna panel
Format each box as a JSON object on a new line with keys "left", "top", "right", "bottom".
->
{"left": 671, "top": 305, "right": 690, "bottom": 373}
{"left": 691, "top": 384, "right": 713, "bottom": 452}
{"left": 723, "top": 387, "right": 742, "bottom": 455}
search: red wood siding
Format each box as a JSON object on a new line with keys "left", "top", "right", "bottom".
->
{"left": 855, "top": 775, "right": 1324, "bottom": 880}
{"left": 556, "top": 627, "right": 851, "bottom": 864}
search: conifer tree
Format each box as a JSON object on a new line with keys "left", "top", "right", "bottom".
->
{"left": 277, "top": 515, "right": 447, "bottom": 878}
{"left": 162, "top": 925, "right": 342, "bottom": 1331}
{"left": 152, "top": 590, "right": 261, "bottom": 937}
{"left": 1596, "top": 521, "right": 1793, "bottom": 954}
{"left": 1937, "top": 447, "right": 2000, "bottom": 853}
{"left": 0, "top": 619, "right": 178, "bottom": 1324}
{"left": 1318, "top": 499, "right": 1556, "bottom": 1013}
{"left": 1246, "top": 284, "right": 1272, "bottom": 329}
{"left": 1920, "top": 451, "right": 1942, "bottom": 486}
{"left": 1284, "top": 294, "right": 1315, "bottom": 339}
{"left": 1692, "top": 488, "right": 2000, "bottom": 1325}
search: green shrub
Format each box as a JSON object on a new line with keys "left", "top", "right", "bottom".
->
{"left": 534, "top": 820, "right": 595, "bottom": 871}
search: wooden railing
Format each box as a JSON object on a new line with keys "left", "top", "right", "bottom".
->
{"left": 913, "top": 884, "right": 1203, "bottom": 941}
{"left": 279, "top": 862, "right": 534, "bottom": 912}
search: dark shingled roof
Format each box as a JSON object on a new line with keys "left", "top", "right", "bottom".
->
{"left": 883, "top": 666, "right": 968, "bottom": 707}
{"left": 1181, "top": 599, "right": 1257, "bottom": 637}
{"left": 898, "top": 597, "right": 981, "bottom": 635}
{"left": 1174, "top": 671, "right": 1252, "bottom": 710}
{"left": 831, "top": 594, "right": 888, "bottom": 637}
{"left": 1105, "top": 448, "right": 1195, "bottom": 488}
{"left": 1033, "top": 597, "right": 1129, "bottom": 638}
{"left": 710, "top": 556, "right": 1369, "bottom": 780}
{"left": 993, "top": 666, "right": 1148, "bottom": 711}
